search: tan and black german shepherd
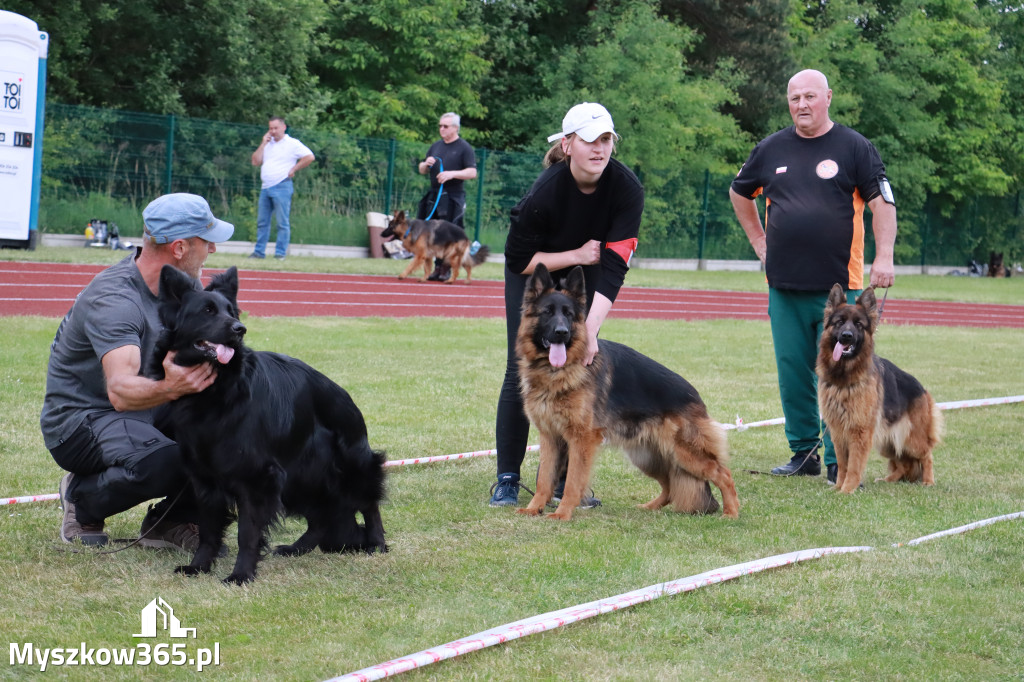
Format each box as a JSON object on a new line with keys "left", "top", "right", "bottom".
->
{"left": 817, "top": 283, "right": 943, "bottom": 493}
{"left": 381, "top": 211, "right": 489, "bottom": 284}
{"left": 515, "top": 264, "right": 739, "bottom": 521}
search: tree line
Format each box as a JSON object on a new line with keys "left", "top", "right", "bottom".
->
{"left": 10, "top": 0, "right": 1023, "bottom": 259}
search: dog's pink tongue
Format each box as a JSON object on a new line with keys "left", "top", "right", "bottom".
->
{"left": 549, "top": 343, "right": 567, "bottom": 368}
{"left": 832, "top": 341, "right": 845, "bottom": 362}
{"left": 215, "top": 344, "right": 235, "bottom": 364}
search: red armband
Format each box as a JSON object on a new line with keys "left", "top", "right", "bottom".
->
{"left": 606, "top": 238, "right": 638, "bottom": 266}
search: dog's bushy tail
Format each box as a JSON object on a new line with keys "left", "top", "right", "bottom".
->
{"left": 464, "top": 244, "right": 490, "bottom": 267}
{"left": 928, "top": 396, "right": 944, "bottom": 446}
{"left": 336, "top": 439, "right": 387, "bottom": 509}
{"left": 669, "top": 471, "right": 720, "bottom": 514}
{"left": 668, "top": 416, "right": 728, "bottom": 514}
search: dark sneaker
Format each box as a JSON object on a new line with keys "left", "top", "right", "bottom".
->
{"left": 247, "top": 252, "right": 265, "bottom": 259}
{"left": 826, "top": 464, "right": 863, "bottom": 489}
{"left": 548, "top": 480, "right": 602, "bottom": 509}
{"left": 488, "top": 473, "right": 521, "bottom": 507}
{"left": 426, "top": 263, "right": 451, "bottom": 281}
{"left": 274, "top": 255, "right": 286, "bottom": 260}
{"left": 770, "top": 450, "right": 822, "bottom": 476}
{"left": 59, "top": 473, "right": 109, "bottom": 546}
{"left": 138, "top": 507, "right": 200, "bottom": 553}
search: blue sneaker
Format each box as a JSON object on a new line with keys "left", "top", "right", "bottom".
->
{"left": 488, "top": 473, "right": 520, "bottom": 507}
{"left": 548, "top": 479, "right": 601, "bottom": 510}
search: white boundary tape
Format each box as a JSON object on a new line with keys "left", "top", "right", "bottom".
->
{"left": 4, "top": 394, "right": 1021, "bottom": 504}
{"left": 2, "top": 493, "right": 59, "bottom": 506}
{"left": 328, "top": 514, "right": 1023, "bottom": 681}
{"left": 384, "top": 445, "right": 539, "bottom": 468}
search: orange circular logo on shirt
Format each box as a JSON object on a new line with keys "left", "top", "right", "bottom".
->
{"left": 816, "top": 159, "right": 839, "bottom": 179}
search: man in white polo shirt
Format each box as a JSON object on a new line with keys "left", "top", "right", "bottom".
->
{"left": 249, "top": 116, "right": 315, "bottom": 260}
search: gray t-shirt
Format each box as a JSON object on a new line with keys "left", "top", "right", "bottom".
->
{"left": 40, "top": 251, "right": 162, "bottom": 449}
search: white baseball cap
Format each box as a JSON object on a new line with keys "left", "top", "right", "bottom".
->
{"left": 546, "top": 102, "right": 619, "bottom": 143}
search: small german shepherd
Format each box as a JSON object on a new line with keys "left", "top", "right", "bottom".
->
{"left": 988, "top": 251, "right": 1009, "bottom": 278}
{"left": 515, "top": 264, "right": 739, "bottom": 521}
{"left": 381, "top": 210, "right": 490, "bottom": 283}
{"left": 817, "top": 283, "right": 943, "bottom": 493}
{"left": 149, "top": 266, "right": 387, "bottom": 584}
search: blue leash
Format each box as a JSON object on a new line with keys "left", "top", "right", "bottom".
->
{"left": 424, "top": 158, "right": 445, "bottom": 221}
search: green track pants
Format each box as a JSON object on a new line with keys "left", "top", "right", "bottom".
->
{"left": 767, "top": 287, "right": 858, "bottom": 467}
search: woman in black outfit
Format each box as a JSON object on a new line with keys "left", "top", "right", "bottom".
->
{"left": 489, "top": 102, "right": 645, "bottom": 507}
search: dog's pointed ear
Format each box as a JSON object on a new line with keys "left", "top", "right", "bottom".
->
{"left": 561, "top": 266, "right": 586, "bottom": 303}
{"left": 524, "top": 263, "right": 554, "bottom": 306}
{"left": 208, "top": 266, "right": 238, "bottom": 301}
{"left": 207, "top": 266, "right": 240, "bottom": 316}
{"left": 824, "top": 283, "right": 845, "bottom": 318}
{"left": 857, "top": 286, "right": 878, "bottom": 327}
{"left": 157, "top": 265, "right": 195, "bottom": 328}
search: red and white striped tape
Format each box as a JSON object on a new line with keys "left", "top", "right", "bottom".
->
{"left": 384, "top": 445, "right": 539, "bottom": 468}
{"left": 4, "top": 394, "right": 1021, "bottom": 505}
{"left": 327, "top": 511, "right": 1023, "bottom": 681}
{"left": 2, "top": 493, "right": 59, "bottom": 506}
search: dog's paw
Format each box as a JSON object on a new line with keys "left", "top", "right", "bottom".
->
{"left": 515, "top": 507, "right": 541, "bottom": 516}
{"left": 223, "top": 572, "right": 255, "bottom": 586}
{"left": 272, "top": 544, "right": 304, "bottom": 556}
{"left": 174, "top": 565, "right": 206, "bottom": 576}
{"left": 547, "top": 509, "right": 575, "bottom": 521}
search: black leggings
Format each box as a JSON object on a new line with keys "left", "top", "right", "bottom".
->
{"left": 494, "top": 267, "right": 530, "bottom": 476}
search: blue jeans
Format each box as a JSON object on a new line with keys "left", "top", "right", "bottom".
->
{"left": 255, "top": 179, "right": 294, "bottom": 257}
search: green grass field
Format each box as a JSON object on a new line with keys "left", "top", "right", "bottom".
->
{"left": 1, "top": 249, "right": 1022, "bottom": 680}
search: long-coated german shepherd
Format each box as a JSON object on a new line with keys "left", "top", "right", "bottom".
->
{"left": 817, "top": 283, "right": 942, "bottom": 493}
{"left": 515, "top": 264, "right": 739, "bottom": 521}
{"left": 381, "top": 210, "right": 489, "bottom": 283}
{"left": 149, "top": 265, "right": 387, "bottom": 584}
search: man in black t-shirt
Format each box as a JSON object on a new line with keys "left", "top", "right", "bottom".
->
{"left": 729, "top": 69, "right": 897, "bottom": 483}
{"left": 417, "top": 112, "right": 478, "bottom": 280}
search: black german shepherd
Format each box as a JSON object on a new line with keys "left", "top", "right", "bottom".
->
{"left": 149, "top": 265, "right": 387, "bottom": 584}
{"left": 515, "top": 264, "right": 739, "bottom": 521}
{"left": 817, "top": 283, "right": 942, "bottom": 492}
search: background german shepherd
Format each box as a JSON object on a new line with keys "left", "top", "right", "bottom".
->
{"left": 987, "top": 251, "right": 1009, "bottom": 278}
{"left": 817, "top": 283, "right": 943, "bottom": 493}
{"left": 149, "top": 266, "right": 387, "bottom": 584}
{"left": 515, "top": 264, "right": 739, "bottom": 521}
{"left": 381, "top": 210, "right": 489, "bottom": 283}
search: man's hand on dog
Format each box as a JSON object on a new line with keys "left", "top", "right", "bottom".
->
{"left": 163, "top": 351, "right": 217, "bottom": 398}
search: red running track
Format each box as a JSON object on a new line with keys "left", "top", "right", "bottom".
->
{"left": 1, "top": 261, "right": 1021, "bottom": 327}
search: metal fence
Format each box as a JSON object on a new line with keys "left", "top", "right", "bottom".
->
{"left": 39, "top": 104, "right": 1022, "bottom": 265}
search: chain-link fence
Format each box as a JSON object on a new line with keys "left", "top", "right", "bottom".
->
{"left": 39, "top": 104, "right": 1022, "bottom": 265}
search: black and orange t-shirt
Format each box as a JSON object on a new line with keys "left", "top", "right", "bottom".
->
{"left": 730, "top": 124, "right": 887, "bottom": 291}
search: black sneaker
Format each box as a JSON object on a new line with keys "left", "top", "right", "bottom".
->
{"left": 426, "top": 262, "right": 451, "bottom": 281}
{"left": 548, "top": 480, "right": 602, "bottom": 509}
{"left": 826, "top": 464, "right": 863, "bottom": 489}
{"left": 138, "top": 505, "right": 200, "bottom": 553}
{"left": 247, "top": 252, "right": 265, "bottom": 259}
{"left": 59, "top": 473, "right": 109, "bottom": 546}
{"left": 770, "top": 450, "right": 822, "bottom": 476}
{"left": 488, "top": 473, "right": 520, "bottom": 507}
